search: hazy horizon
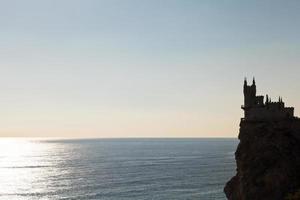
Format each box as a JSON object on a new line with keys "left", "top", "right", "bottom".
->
{"left": 1, "top": 0, "right": 300, "bottom": 138}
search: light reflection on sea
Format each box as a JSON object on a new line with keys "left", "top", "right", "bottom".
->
{"left": 0, "top": 138, "right": 237, "bottom": 200}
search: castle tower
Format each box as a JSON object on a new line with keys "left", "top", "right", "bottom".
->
{"left": 243, "top": 78, "right": 256, "bottom": 108}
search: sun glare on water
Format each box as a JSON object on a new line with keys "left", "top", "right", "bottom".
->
{"left": 0, "top": 138, "right": 37, "bottom": 157}
{"left": 0, "top": 138, "right": 62, "bottom": 200}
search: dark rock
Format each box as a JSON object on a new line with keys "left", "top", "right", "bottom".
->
{"left": 224, "top": 119, "right": 300, "bottom": 200}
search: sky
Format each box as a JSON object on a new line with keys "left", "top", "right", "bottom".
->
{"left": 1, "top": 0, "right": 300, "bottom": 138}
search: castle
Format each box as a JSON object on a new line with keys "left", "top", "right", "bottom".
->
{"left": 242, "top": 78, "right": 294, "bottom": 121}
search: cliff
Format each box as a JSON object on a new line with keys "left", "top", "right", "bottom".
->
{"left": 224, "top": 118, "right": 300, "bottom": 200}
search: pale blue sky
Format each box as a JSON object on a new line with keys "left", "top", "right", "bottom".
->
{"left": 1, "top": 0, "right": 300, "bottom": 137}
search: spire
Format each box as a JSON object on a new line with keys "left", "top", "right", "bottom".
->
{"left": 244, "top": 77, "right": 247, "bottom": 86}
{"left": 252, "top": 77, "right": 256, "bottom": 85}
{"left": 266, "top": 95, "right": 269, "bottom": 104}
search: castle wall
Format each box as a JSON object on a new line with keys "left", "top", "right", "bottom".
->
{"left": 246, "top": 106, "right": 294, "bottom": 121}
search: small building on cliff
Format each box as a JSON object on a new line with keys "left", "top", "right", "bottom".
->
{"left": 242, "top": 78, "right": 294, "bottom": 121}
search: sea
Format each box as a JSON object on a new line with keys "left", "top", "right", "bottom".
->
{"left": 0, "top": 138, "right": 238, "bottom": 200}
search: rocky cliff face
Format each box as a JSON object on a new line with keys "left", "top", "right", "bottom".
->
{"left": 224, "top": 119, "right": 300, "bottom": 200}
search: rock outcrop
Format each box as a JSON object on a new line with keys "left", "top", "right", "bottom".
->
{"left": 224, "top": 118, "right": 300, "bottom": 200}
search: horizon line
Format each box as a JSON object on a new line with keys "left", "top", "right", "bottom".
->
{"left": 0, "top": 136, "right": 237, "bottom": 140}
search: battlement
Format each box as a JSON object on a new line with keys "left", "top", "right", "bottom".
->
{"left": 242, "top": 78, "right": 295, "bottom": 121}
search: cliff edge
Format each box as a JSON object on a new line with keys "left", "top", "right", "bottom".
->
{"left": 224, "top": 118, "right": 300, "bottom": 200}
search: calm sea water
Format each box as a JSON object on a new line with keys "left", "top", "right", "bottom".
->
{"left": 0, "top": 138, "right": 237, "bottom": 200}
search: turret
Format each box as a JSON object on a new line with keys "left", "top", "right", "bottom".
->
{"left": 243, "top": 77, "right": 256, "bottom": 108}
{"left": 243, "top": 78, "right": 247, "bottom": 92}
{"left": 251, "top": 77, "right": 256, "bottom": 96}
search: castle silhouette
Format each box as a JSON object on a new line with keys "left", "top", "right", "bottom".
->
{"left": 242, "top": 78, "right": 294, "bottom": 121}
